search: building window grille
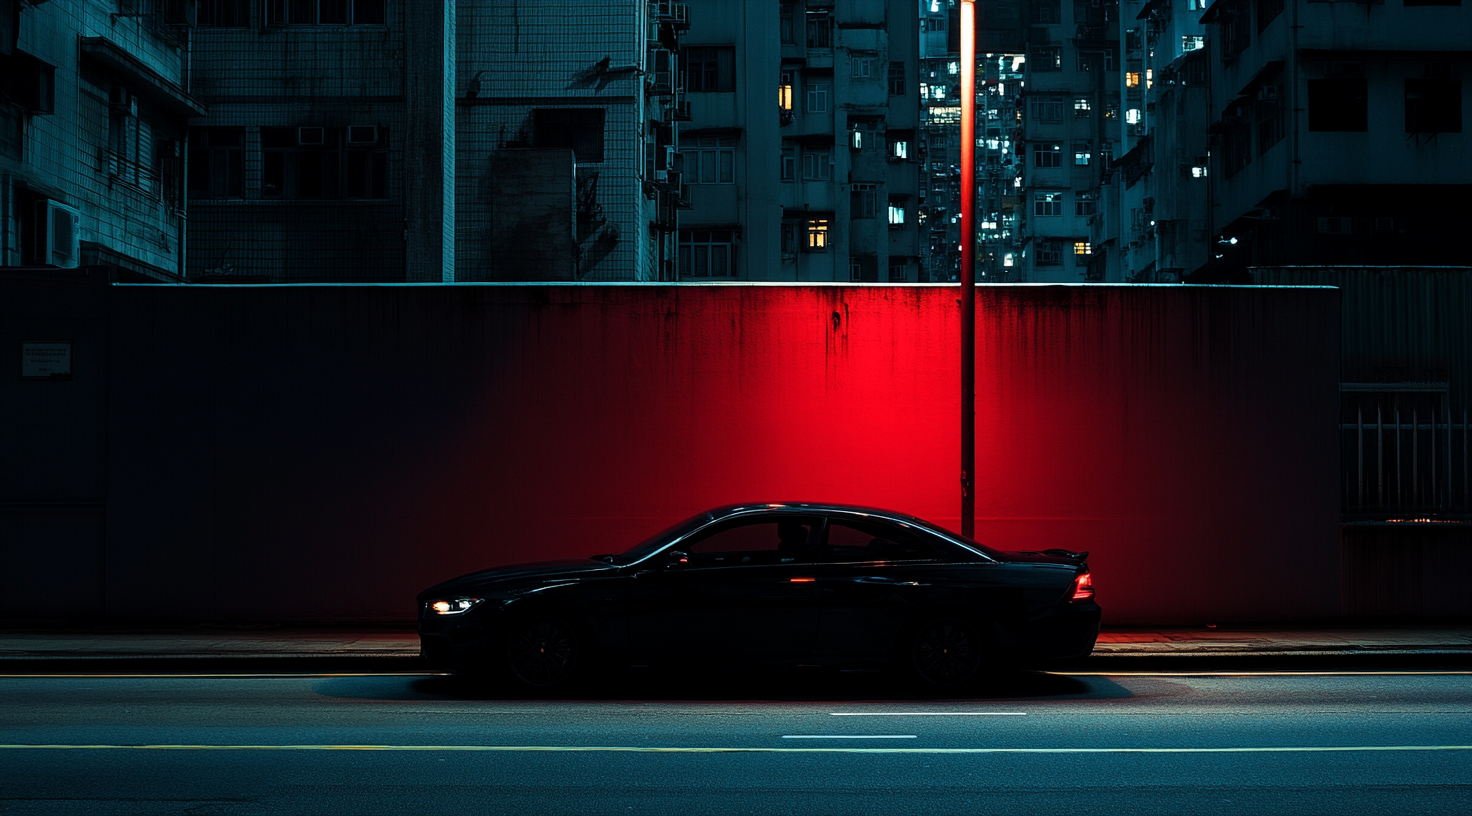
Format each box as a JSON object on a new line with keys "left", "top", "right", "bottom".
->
{"left": 265, "top": 0, "right": 385, "bottom": 25}
{"left": 1073, "top": 142, "right": 1091, "bottom": 165}
{"left": 802, "top": 150, "right": 831, "bottom": 180}
{"left": 685, "top": 47, "right": 736, "bottom": 93}
{"left": 781, "top": 220, "right": 799, "bottom": 255}
{"left": 187, "top": 127, "right": 244, "bottom": 199}
{"left": 679, "top": 135, "right": 736, "bottom": 184}
{"left": 850, "top": 183, "right": 877, "bottom": 219}
{"left": 1074, "top": 97, "right": 1091, "bottom": 118}
{"left": 532, "top": 108, "right": 605, "bottom": 162}
{"left": 678, "top": 229, "right": 736, "bottom": 277}
{"left": 888, "top": 62, "right": 906, "bottom": 96}
{"left": 1033, "top": 143, "right": 1062, "bottom": 168}
{"left": 1033, "top": 192, "right": 1063, "bottom": 216}
{"left": 805, "top": 81, "right": 830, "bottom": 113}
{"left": 1037, "top": 240, "right": 1063, "bottom": 265}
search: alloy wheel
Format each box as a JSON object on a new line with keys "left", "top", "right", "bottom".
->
{"left": 506, "top": 616, "right": 580, "bottom": 687}
{"left": 910, "top": 618, "right": 984, "bottom": 687}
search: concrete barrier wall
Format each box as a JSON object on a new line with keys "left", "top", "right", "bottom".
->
{"left": 3, "top": 278, "right": 1341, "bottom": 624}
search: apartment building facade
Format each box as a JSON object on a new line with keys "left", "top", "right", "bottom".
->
{"left": 2, "top": 0, "right": 204, "bottom": 280}
{"left": 1016, "top": 0, "right": 1120, "bottom": 282}
{"left": 675, "top": 0, "right": 921, "bottom": 282}
{"left": 1202, "top": 0, "right": 1472, "bottom": 273}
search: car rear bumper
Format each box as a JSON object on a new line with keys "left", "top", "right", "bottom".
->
{"left": 1008, "top": 602, "right": 1101, "bottom": 663}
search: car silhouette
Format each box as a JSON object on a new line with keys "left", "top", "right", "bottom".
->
{"left": 417, "top": 502, "right": 1099, "bottom": 689}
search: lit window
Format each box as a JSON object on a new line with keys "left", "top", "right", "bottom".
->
{"left": 1003, "top": 253, "right": 1014, "bottom": 267}
{"left": 1033, "top": 192, "right": 1063, "bottom": 216}
{"left": 1145, "top": 69, "right": 1153, "bottom": 90}
{"left": 851, "top": 129, "right": 864, "bottom": 150}
{"left": 805, "top": 219, "right": 828, "bottom": 250}
{"left": 1125, "top": 108, "right": 1142, "bottom": 124}
{"left": 1074, "top": 241, "right": 1092, "bottom": 256}
{"left": 779, "top": 72, "right": 794, "bottom": 111}
{"left": 1191, "top": 165, "right": 1208, "bottom": 178}
{"left": 948, "top": 61, "right": 958, "bottom": 75}
{"left": 1126, "top": 72, "right": 1141, "bottom": 88}
{"left": 1074, "top": 97, "right": 1091, "bottom": 117}
{"left": 891, "top": 139, "right": 908, "bottom": 159}
{"left": 888, "top": 203, "right": 906, "bottom": 226}
{"left": 1182, "top": 35, "right": 1204, "bottom": 52}
{"left": 1073, "top": 143, "right": 1091, "bottom": 165}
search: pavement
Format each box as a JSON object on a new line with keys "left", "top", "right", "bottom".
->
{"left": 2, "top": 625, "right": 1470, "bottom": 673}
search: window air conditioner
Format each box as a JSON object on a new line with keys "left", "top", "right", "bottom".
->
{"left": 346, "top": 126, "right": 379, "bottom": 145}
{"left": 32, "top": 200, "right": 82, "bottom": 269}
{"left": 297, "top": 127, "right": 326, "bottom": 146}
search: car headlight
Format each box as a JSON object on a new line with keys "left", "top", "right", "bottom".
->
{"left": 426, "top": 597, "right": 484, "bottom": 616}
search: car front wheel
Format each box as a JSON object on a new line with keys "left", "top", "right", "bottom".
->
{"left": 908, "top": 616, "right": 986, "bottom": 688}
{"left": 504, "top": 615, "right": 583, "bottom": 688}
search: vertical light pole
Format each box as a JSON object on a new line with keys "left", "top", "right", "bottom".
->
{"left": 959, "top": 0, "right": 977, "bottom": 537}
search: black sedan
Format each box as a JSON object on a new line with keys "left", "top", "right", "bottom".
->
{"left": 417, "top": 503, "right": 1099, "bottom": 689}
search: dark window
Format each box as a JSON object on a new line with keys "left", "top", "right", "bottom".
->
{"left": 1257, "top": 86, "right": 1285, "bottom": 152}
{"left": 850, "top": 183, "right": 876, "bottom": 218}
{"left": 682, "top": 517, "right": 822, "bottom": 566}
{"left": 1403, "top": 0, "right": 1460, "bottom": 5}
{"left": 1224, "top": 124, "right": 1252, "bottom": 177}
{"left": 1255, "top": 0, "right": 1284, "bottom": 32}
{"left": 532, "top": 108, "right": 605, "bottom": 163}
{"left": 1221, "top": 2, "right": 1251, "bottom": 61}
{"left": 187, "top": 127, "right": 244, "bottom": 198}
{"left": 1308, "top": 78, "right": 1368, "bottom": 131}
{"left": 1031, "top": 46, "right": 1062, "bottom": 72}
{"left": 1405, "top": 79, "right": 1462, "bottom": 133}
{"left": 1036, "top": 239, "right": 1063, "bottom": 264}
{"left": 822, "top": 519, "right": 940, "bottom": 562}
{"left": 805, "top": 10, "right": 831, "bottom": 48}
{"left": 266, "top": 0, "right": 385, "bottom": 25}
{"left": 4, "top": 52, "right": 55, "bottom": 114}
{"left": 888, "top": 61, "right": 906, "bottom": 96}
{"left": 1033, "top": 143, "right": 1062, "bottom": 167}
{"left": 198, "top": 0, "right": 251, "bottom": 26}
{"left": 1032, "top": 0, "right": 1061, "bottom": 23}
{"left": 260, "top": 126, "right": 387, "bottom": 199}
{"left": 684, "top": 46, "right": 736, "bottom": 93}
{"left": 780, "top": 4, "right": 795, "bottom": 43}
{"left": 678, "top": 229, "right": 737, "bottom": 277}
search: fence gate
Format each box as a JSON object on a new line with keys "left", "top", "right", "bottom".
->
{"left": 1341, "top": 383, "right": 1470, "bottom": 519}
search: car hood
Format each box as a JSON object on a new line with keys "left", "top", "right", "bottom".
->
{"left": 418, "top": 559, "right": 617, "bottom": 599}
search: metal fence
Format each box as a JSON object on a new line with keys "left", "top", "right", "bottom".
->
{"left": 1342, "top": 383, "right": 1470, "bottom": 518}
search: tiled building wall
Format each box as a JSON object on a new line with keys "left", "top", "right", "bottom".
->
{"left": 4, "top": 1, "right": 188, "bottom": 275}
{"left": 456, "top": 0, "right": 647, "bottom": 281}
{"left": 187, "top": 1, "right": 414, "bottom": 282}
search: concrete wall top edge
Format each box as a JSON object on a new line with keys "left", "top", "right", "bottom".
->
{"left": 109, "top": 282, "right": 1342, "bottom": 290}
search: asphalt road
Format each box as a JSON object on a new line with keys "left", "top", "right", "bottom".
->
{"left": 1, "top": 670, "right": 1468, "bottom": 815}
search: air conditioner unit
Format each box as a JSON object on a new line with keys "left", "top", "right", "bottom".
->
{"left": 32, "top": 200, "right": 82, "bottom": 269}
{"left": 109, "top": 86, "right": 137, "bottom": 117}
{"left": 346, "top": 125, "right": 379, "bottom": 145}
{"left": 297, "top": 127, "right": 326, "bottom": 146}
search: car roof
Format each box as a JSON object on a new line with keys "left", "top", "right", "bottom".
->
{"left": 708, "top": 502, "right": 926, "bottom": 524}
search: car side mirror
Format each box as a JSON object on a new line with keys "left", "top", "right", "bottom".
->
{"left": 664, "top": 550, "right": 689, "bottom": 569}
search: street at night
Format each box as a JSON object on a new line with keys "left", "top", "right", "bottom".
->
{"left": 2, "top": 670, "right": 1469, "bottom": 815}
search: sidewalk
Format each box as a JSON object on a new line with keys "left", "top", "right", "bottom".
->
{"left": 2, "top": 625, "right": 1469, "bottom": 673}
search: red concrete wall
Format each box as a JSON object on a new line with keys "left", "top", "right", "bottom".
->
{"left": 95, "top": 283, "right": 1338, "bottom": 624}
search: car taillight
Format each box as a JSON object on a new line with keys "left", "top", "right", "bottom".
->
{"left": 1070, "top": 572, "right": 1094, "bottom": 602}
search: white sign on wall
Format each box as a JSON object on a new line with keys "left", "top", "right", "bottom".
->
{"left": 21, "top": 341, "right": 72, "bottom": 379}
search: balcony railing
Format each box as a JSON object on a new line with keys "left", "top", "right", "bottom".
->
{"left": 103, "top": 148, "right": 159, "bottom": 196}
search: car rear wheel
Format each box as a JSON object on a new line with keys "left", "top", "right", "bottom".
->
{"left": 504, "top": 615, "right": 583, "bottom": 688}
{"left": 908, "top": 616, "right": 986, "bottom": 688}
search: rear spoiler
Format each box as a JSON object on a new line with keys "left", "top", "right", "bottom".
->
{"left": 1041, "top": 548, "right": 1089, "bottom": 564}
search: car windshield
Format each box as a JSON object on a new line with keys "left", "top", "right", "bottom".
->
{"left": 603, "top": 511, "right": 713, "bottom": 565}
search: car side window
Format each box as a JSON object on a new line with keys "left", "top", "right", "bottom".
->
{"left": 819, "top": 519, "right": 940, "bottom": 563}
{"left": 682, "top": 517, "right": 821, "bottom": 567}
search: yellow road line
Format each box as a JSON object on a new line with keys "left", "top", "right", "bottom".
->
{"left": 1, "top": 744, "right": 1468, "bottom": 754}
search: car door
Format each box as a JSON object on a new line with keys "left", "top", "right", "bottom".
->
{"left": 624, "top": 514, "right": 823, "bottom": 662}
{"left": 811, "top": 516, "right": 951, "bottom": 659}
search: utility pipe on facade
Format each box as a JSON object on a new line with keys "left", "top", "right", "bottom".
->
{"left": 959, "top": 0, "right": 977, "bottom": 537}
